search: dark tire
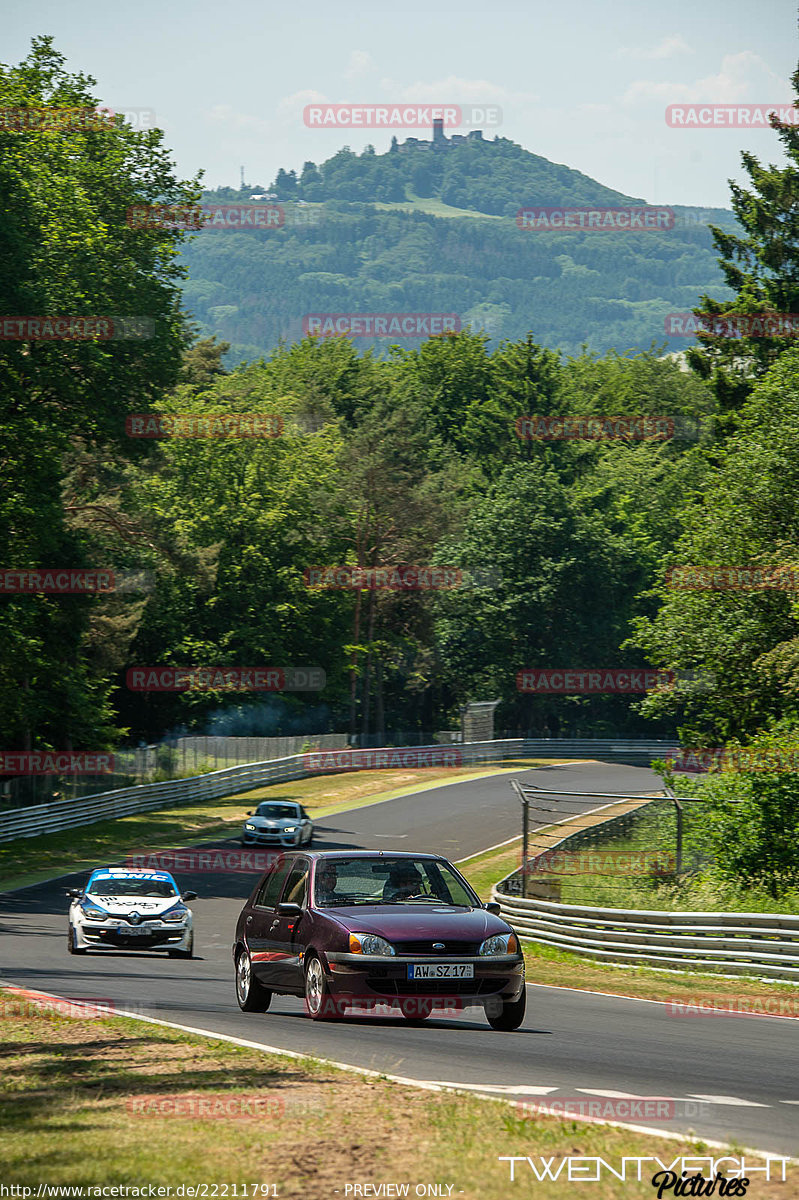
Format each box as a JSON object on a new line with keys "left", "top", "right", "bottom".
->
{"left": 168, "top": 933, "right": 194, "bottom": 960}
{"left": 485, "top": 989, "right": 526, "bottom": 1031}
{"left": 399, "top": 998, "right": 433, "bottom": 1024}
{"left": 306, "top": 828, "right": 314, "bottom": 846}
{"left": 235, "top": 947, "right": 272, "bottom": 1012}
{"left": 67, "top": 925, "right": 86, "bottom": 955}
{"left": 304, "top": 954, "right": 342, "bottom": 1019}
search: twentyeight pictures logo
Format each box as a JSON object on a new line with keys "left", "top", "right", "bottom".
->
{"left": 303, "top": 314, "right": 461, "bottom": 338}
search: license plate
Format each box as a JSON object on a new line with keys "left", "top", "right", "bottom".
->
{"left": 407, "top": 963, "right": 474, "bottom": 979}
{"left": 119, "top": 926, "right": 151, "bottom": 936}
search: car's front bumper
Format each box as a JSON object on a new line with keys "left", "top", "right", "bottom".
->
{"left": 73, "top": 919, "right": 192, "bottom": 952}
{"left": 324, "top": 953, "right": 525, "bottom": 1002}
{"left": 241, "top": 829, "right": 303, "bottom": 845}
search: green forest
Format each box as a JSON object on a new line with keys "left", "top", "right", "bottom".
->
{"left": 3, "top": 38, "right": 799, "bottom": 770}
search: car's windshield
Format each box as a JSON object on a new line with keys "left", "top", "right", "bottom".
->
{"left": 313, "top": 858, "right": 477, "bottom": 907}
{"left": 255, "top": 804, "right": 299, "bottom": 819}
{"left": 87, "top": 875, "right": 178, "bottom": 898}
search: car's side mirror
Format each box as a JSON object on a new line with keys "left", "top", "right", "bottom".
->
{"left": 66, "top": 888, "right": 82, "bottom": 898}
{"left": 182, "top": 891, "right": 197, "bottom": 901}
{"left": 276, "top": 902, "right": 303, "bottom": 917}
{"left": 483, "top": 901, "right": 501, "bottom": 915}
{"left": 246, "top": 812, "right": 252, "bottom": 816}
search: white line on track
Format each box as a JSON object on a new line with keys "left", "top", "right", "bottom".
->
{"left": 687, "top": 1095, "right": 770, "bottom": 1107}
{"left": 2, "top": 981, "right": 794, "bottom": 1163}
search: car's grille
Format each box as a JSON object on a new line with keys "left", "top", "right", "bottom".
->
{"left": 86, "top": 930, "right": 175, "bottom": 946}
{"left": 367, "top": 978, "right": 507, "bottom": 997}
{"left": 395, "top": 940, "right": 479, "bottom": 956}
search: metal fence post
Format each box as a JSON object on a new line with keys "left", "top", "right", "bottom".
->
{"left": 512, "top": 779, "right": 529, "bottom": 898}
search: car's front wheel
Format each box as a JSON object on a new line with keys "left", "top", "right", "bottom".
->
{"left": 305, "top": 954, "right": 342, "bottom": 1019}
{"left": 67, "top": 925, "right": 86, "bottom": 955}
{"left": 485, "top": 989, "right": 526, "bottom": 1031}
{"left": 235, "top": 948, "right": 272, "bottom": 1012}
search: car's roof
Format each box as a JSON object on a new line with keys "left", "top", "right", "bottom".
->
{"left": 89, "top": 866, "right": 177, "bottom": 880}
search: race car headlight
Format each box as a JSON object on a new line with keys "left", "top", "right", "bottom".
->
{"left": 162, "top": 904, "right": 189, "bottom": 923}
{"left": 79, "top": 901, "right": 108, "bottom": 921}
{"left": 282, "top": 825, "right": 298, "bottom": 833}
{"left": 479, "top": 933, "right": 519, "bottom": 956}
{"left": 244, "top": 823, "right": 257, "bottom": 831}
{"left": 348, "top": 933, "right": 395, "bottom": 956}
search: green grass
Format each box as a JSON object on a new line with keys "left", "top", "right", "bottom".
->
{"left": 2, "top": 989, "right": 785, "bottom": 1198}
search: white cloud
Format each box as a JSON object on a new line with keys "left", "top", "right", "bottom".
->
{"left": 617, "top": 36, "right": 693, "bottom": 60}
{"left": 343, "top": 51, "right": 377, "bottom": 80}
{"left": 623, "top": 51, "right": 786, "bottom": 105}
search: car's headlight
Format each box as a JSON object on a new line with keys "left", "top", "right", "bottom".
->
{"left": 479, "top": 933, "right": 519, "bottom": 956}
{"left": 348, "top": 932, "right": 395, "bottom": 956}
{"left": 244, "top": 823, "right": 257, "bottom": 831}
{"left": 79, "top": 901, "right": 108, "bottom": 921}
{"left": 162, "top": 904, "right": 189, "bottom": 923}
{"left": 282, "top": 825, "right": 298, "bottom": 833}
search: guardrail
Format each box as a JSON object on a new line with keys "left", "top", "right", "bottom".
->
{"left": 491, "top": 887, "right": 799, "bottom": 980}
{"left": 0, "top": 737, "right": 678, "bottom": 846}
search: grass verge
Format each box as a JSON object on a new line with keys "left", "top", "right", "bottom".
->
{"left": 0, "top": 760, "right": 552, "bottom": 893}
{"left": 458, "top": 837, "right": 799, "bottom": 1011}
{"left": 0, "top": 989, "right": 787, "bottom": 1198}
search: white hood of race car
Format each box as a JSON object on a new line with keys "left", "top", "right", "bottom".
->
{"left": 85, "top": 894, "right": 181, "bottom": 917}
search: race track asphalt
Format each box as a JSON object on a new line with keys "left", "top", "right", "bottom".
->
{"left": 1, "top": 762, "right": 796, "bottom": 1159}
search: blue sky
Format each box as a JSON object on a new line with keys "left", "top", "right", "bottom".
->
{"left": 5, "top": 0, "right": 797, "bottom": 206}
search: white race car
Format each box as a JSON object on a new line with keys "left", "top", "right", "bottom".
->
{"left": 66, "top": 867, "right": 196, "bottom": 958}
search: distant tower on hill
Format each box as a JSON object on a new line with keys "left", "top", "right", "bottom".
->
{"left": 433, "top": 116, "right": 446, "bottom": 144}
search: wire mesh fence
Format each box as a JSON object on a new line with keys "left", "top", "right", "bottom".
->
{"left": 504, "top": 785, "right": 714, "bottom": 908}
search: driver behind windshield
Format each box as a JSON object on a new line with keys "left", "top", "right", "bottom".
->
{"left": 382, "top": 862, "right": 424, "bottom": 902}
{"left": 314, "top": 861, "right": 340, "bottom": 906}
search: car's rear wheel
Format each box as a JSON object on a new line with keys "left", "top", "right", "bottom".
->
{"left": 305, "top": 954, "right": 342, "bottom": 1019}
{"left": 67, "top": 925, "right": 86, "bottom": 955}
{"left": 485, "top": 989, "right": 526, "bottom": 1031}
{"left": 399, "top": 998, "right": 433, "bottom": 1024}
{"left": 169, "top": 933, "right": 194, "bottom": 960}
{"left": 235, "top": 948, "right": 272, "bottom": 1012}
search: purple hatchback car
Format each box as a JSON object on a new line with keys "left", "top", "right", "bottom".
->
{"left": 233, "top": 850, "right": 526, "bottom": 1029}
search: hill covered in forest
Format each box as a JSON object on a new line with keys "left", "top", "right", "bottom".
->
{"left": 179, "top": 134, "right": 737, "bottom": 363}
